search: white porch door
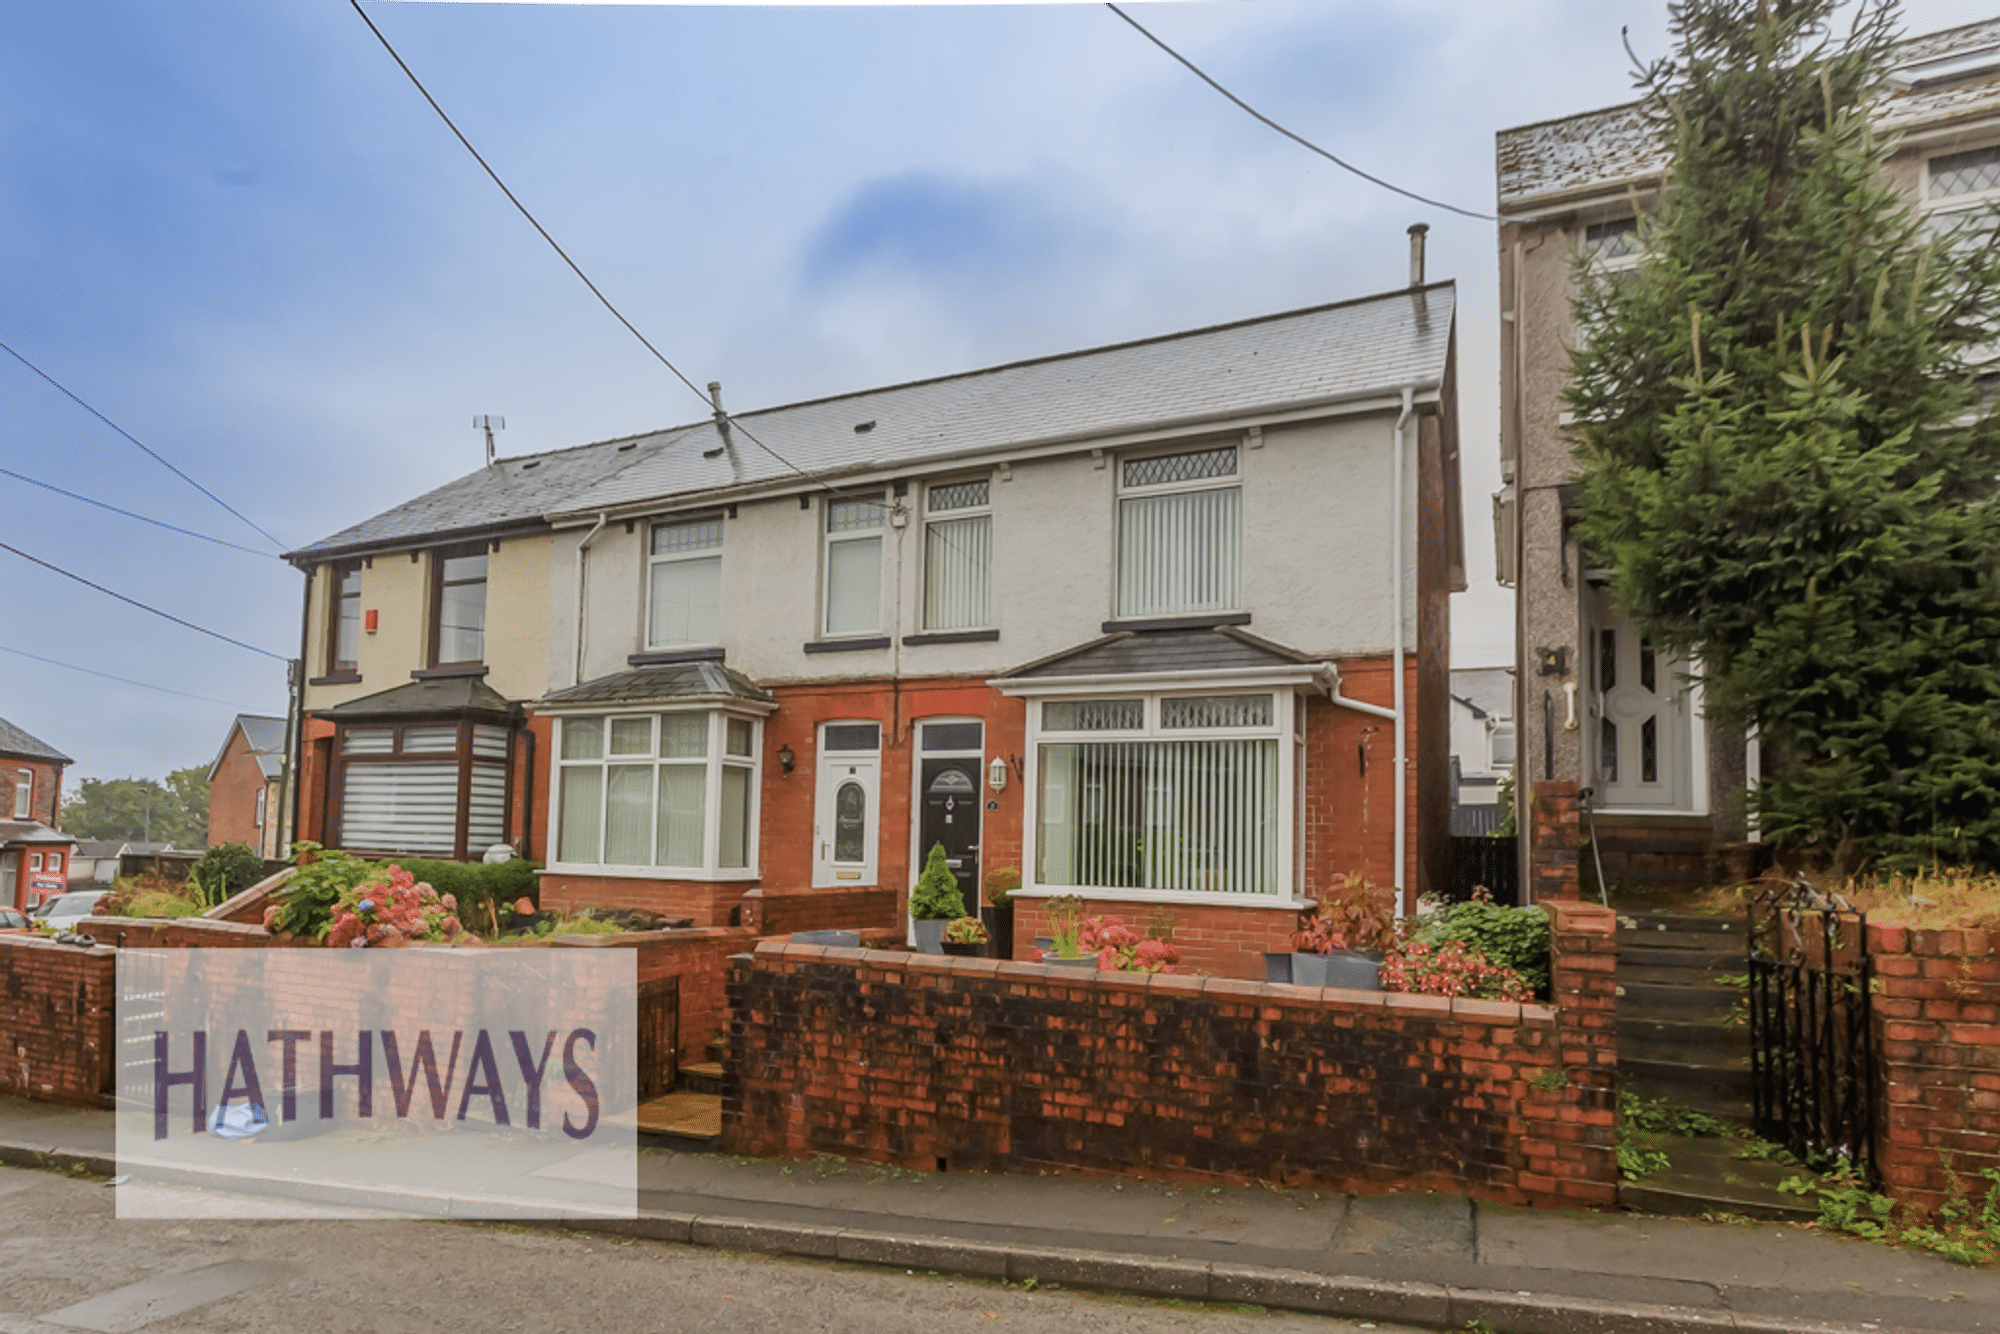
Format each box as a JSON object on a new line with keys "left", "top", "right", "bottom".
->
{"left": 1589, "top": 603, "right": 1695, "bottom": 811}
{"left": 813, "top": 726, "right": 881, "bottom": 888}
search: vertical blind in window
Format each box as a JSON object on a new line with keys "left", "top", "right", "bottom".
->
{"left": 923, "top": 480, "right": 991, "bottom": 631}
{"left": 1117, "top": 487, "right": 1241, "bottom": 618}
{"left": 1037, "top": 738, "right": 1277, "bottom": 895}
{"left": 649, "top": 517, "right": 723, "bottom": 647}
{"left": 825, "top": 497, "right": 883, "bottom": 636}
{"left": 555, "top": 711, "right": 758, "bottom": 874}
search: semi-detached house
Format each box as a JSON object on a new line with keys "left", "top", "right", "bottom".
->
{"left": 286, "top": 278, "right": 1464, "bottom": 979}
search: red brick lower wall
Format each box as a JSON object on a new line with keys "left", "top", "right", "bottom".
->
{"left": 535, "top": 873, "right": 752, "bottom": 927}
{"left": 1871, "top": 925, "right": 2000, "bottom": 1216}
{"left": 722, "top": 902, "right": 1618, "bottom": 1206}
{"left": 87, "top": 916, "right": 313, "bottom": 949}
{"left": 740, "top": 887, "right": 901, "bottom": 937}
{"left": 1008, "top": 897, "right": 1312, "bottom": 981}
{"left": 554, "top": 927, "right": 758, "bottom": 1060}
{"left": 0, "top": 936, "right": 115, "bottom": 1105}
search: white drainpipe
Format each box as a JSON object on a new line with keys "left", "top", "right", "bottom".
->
{"left": 1391, "top": 386, "right": 1414, "bottom": 910}
{"left": 573, "top": 512, "right": 608, "bottom": 685}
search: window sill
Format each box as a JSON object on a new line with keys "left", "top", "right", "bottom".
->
{"left": 1101, "top": 612, "right": 1251, "bottom": 634}
{"left": 309, "top": 672, "right": 363, "bottom": 687}
{"left": 902, "top": 629, "right": 1000, "bottom": 646}
{"left": 629, "top": 648, "right": 726, "bottom": 666}
{"left": 539, "top": 864, "right": 761, "bottom": 882}
{"left": 1010, "top": 886, "right": 1315, "bottom": 911}
{"left": 804, "top": 637, "right": 892, "bottom": 654}
{"left": 411, "top": 665, "right": 489, "bottom": 680}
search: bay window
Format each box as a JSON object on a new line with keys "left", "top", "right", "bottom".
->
{"left": 1032, "top": 690, "right": 1294, "bottom": 898}
{"left": 334, "top": 721, "right": 513, "bottom": 860}
{"left": 647, "top": 516, "right": 723, "bottom": 648}
{"left": 922, "top": 479, "right": 991, "bottom": 631}
{"left": 823, "top": 494, "right": 884, "bottom": 636}
{"left": 1116, "top": 446, "right": 1240, "bottom": 619}
{"left": 552, "top": 710, "right": 760, "bottom": 876}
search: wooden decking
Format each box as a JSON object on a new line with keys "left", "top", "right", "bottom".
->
{"left": 637, "top": 1090, "right": 721, "bottom": 1145}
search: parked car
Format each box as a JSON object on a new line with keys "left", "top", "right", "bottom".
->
{"left": 30, "top": 891, "right": 108, "bottom": 932}
{"left": 0, "top": 907, "right": 29, "bottom": 934}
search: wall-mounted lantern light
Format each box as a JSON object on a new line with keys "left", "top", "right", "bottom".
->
{"left": 778, "top": 744, "right": 795, "bottom": 777}
{"left": 988, "top": 756, "right": 1008, "bottom": 793}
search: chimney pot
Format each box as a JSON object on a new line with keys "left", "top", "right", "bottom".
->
{"left": 1407, "top": 222, "right": 1430, "bottom": 287}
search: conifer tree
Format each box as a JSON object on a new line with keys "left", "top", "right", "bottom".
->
{"left": 1569, "top": 0, "right": 2000, "bottom": 870}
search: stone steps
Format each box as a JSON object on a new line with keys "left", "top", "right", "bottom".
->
{"left": 1618, "top": 1134, "right": 1819, "bottom": 1223}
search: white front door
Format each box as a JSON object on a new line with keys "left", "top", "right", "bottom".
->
{"left": 813, "top": 722, "right": 881, "bottom": 887}
{"left": 1588, "top": 601, "right": 1695, "bottom": 811}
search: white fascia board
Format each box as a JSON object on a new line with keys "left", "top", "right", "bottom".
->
{"left": 1891, "top": 110, "right": 2000, "bottom": 148}
{"left": 990, "top": 663, "right": 1336, "bottom": 698}
{"left": 1499, "top": 178, "right": 1663, "bottom": 225}
{"left": 544, "top": 388, "right": 1438, "bottom": 530}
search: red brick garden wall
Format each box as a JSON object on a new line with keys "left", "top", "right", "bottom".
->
{"left": 722, "top": 901, "right": 1619, "bottom": 1206}
{"left": 740, "top": 887, "right": 901, "bottom": 937}
{"left": 1008, "top": 897, "right": 1310, "bottom": 982}
{"left": 553, "top": 926, "right": 756, "bottom": 1059}
{"left": 1870, "top": 924, "right": 2000, "bottom": 1216}
{"left": 0, "top": 935, "right": 115, "bottom": 1105}
{"left": 535, "top": 873, "right": 750, "bottom": 927}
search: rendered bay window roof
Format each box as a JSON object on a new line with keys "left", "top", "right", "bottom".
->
{"left": 314, "top": 676, "right": 515, "bottom": 722}
{"left": 287, "top": 283, "right": 1455, "bottom": 561}
{"left": 0, "top": 715, "right": 70, "bottom": 765}
{"left": 537, "top": 663, "right": 776, "bottom": 710}
{"left": 1497, "top": 18, "right": 2000, "bottom": 208}
{"left": 1000, "top": 626, "right": 1317, "bottom": 681}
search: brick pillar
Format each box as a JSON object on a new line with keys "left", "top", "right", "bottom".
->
{"left": 1530, "top": 780, "right": 1582, "bottom": 902}
{"left": 1541, "top": 898, "right": 1619, "bottom": 1204}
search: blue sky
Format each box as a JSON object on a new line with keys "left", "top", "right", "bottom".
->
{"left": 3, "top": 0, "right": 1991, "bottom": 793}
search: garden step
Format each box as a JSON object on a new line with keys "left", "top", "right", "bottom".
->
{"left": 637, "top": 1090, "right": 722, "bottom": 1149}
{"left": 1615, "top": 933, "right": 1744, "bottom": 959}
{"left": 1615, "top": 946, "right": 1743, "bottom": 975}
{"left": 705, "top": 1037, "right": 727, "bottom": 1064}
{"left": 1616, "top": 961, "right": 1744, "bottom": 988}
{"left": 1615, "top": 981, "right": 1739, "bottom": 1016}
{"left": 1619, "top": 1068, "right": 1753, "bottom": 1120}
{"left": 1617, "top": 912, "right": 1744, "bottom": 937}
{"left": 1617, "top": 1032, "right": 1749, "bottom": 1069}
{"left": 1617, "top": 1011, "right": 1744, "bottom": 1046}
{"left": 1618, "top": 1134, "right": 1818, "bottom": 1222}
{"left": 679, "top": 1061, "right": 724, "bottom": 1096}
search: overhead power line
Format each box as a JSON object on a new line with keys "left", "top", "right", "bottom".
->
{"left": 0, "top": 541, "right": 289, "bottom": 662}
{"left": 0, "top": 467, "right": 282, "bottom": 559}
{"left": 344, "top": 0, "right": 879, "bottom": 504}
{"left": 0, "top": 643, "right": 270, "bottom": 712}
{"left": 0, "top": 339, "right": 287, "bottom": 549}
{"left": 1105, "top": 4, "right": 1497, "bottom": 224}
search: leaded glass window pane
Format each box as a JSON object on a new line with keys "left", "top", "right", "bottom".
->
{"left": 928, "top": 479, "right": 989, "bottom": 511}
{"left": 659, "top": 714, "right": 708, "bottom": 759}
{"left": 1123, "top": 446, "right": 1236, "bottom": 488}
{"left": 1931, "top": 144, "right": 2000, "bottom": 198}
{"left": 1161, "top": 694, "right": 1273, "bottom": 729}
{"left": 1043, "top": 699, "right": 1143, "bottom": 732}
{"left": 561, "top": 718, "right": 603, "bottom": 761}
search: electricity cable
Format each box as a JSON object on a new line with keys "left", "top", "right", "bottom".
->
{"left": 345, "top": 0, "right": 861, "bottom": 505}
{"left": 0, "top": 542, "right": 289, "bottom": 662}
{"left": 0, "top": 339, "right": 287, "bottom": 549}
{"left": 1105, "top": 3, "right": 1497, "bottom": 224}
{"left": 0, "top": 643, "right": 271, "bottom": 712}
{"left": 0, "top": 467, "right": 282, "bottom": 559}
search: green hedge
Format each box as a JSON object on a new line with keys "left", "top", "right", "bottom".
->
{"left": 1410, "top": 899, "right": 1552, "bottom": 998}
{"left": 270, "top": 849, "right": 540, "bottom": 941}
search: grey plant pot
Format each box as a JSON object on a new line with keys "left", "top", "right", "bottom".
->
{"left": 912, "top": 918, "right": 948, "bottom": 954}
{"left": 1291, "top": 951, "right": 1382, "bottom": 991}
{"left": 1041, "top": 951, "right": 1098, "bottom": 969}
{"left": 1263, "top": 952, "right": 1294, "bottom": 984}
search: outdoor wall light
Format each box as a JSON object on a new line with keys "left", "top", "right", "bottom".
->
{"left": 778, "top": 744, "right": 795, "bottom": 777}
{"left": 988, "top": 756, "right": 1008, "bottom": 793}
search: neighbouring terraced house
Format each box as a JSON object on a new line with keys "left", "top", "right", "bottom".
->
{"left": 1493, "top": 16, "right": 2000, "bottom": 895}
{"left": 284, "top": 261, "right": 1464, "bottom": 979}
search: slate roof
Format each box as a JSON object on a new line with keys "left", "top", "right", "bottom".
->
{"left": 315, "top": 676, "right": 517, "bottom": 721}
{"left": 0, "top": 820, "right": 74, "bottom": 846}
{"left": 288, "top": 285, "right": 1456, "bottom": 559}
{"left": 1450, "top": 667, "right": 1514, "bottom": 721}
{"left": 0, "top": 715, "right": 70, "bottom": 765}
{"left": 1498, "top": 18, "right": 2000, "bottom": 208}
{"left": 1001, "top": 626, "right": 1317, "bottom": 681}
{"left": 538, "top": 663, "right": 775, "bottom": 710}
{"left": 208, "top": 714, "right": 288, "bottom": 784}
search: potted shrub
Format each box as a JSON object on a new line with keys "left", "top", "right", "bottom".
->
{"left": 1081, "top": 914, "right": 1180, "bottom": 973}
{"left": 1269, "top": 872, "right": 1396, "bottom": 989}
{"left": 981, "top": 867, "right": 1020, "bottom": 960}
{"left": 909, "top": 843, "right": 968, "bottom": 953}
{"left": 941, "top": 915, "right": 989, "bottom": 957}
{"left": 1040, "top": 893, "right": 1094, "bottom": 967}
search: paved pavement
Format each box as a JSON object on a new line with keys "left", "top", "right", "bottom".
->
{"left": 3, "top": 1095, "right": 1996, "bottom": 1334}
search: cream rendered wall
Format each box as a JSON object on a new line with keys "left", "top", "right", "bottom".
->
{"left": 301, "top": 534, "right": 554, "bottom": 711}
{"left": 555, "top": 407, "right": 1419, "bottom": 688}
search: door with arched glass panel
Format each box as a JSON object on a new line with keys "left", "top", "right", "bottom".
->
{"left": 813, "top": 721, "right": 881, "bottom": 887}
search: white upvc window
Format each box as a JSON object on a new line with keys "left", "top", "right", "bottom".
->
{"left": 823, "top": 494, "right": 885, "bottom": 637}
{"left": 12, "top": 769, "right": 29, "bottom": 819}
{"left": 647, "top": 515, "right": 723, "bottom": 649}
{"left": 1116, "top": 445, "right": 1241, "bottom": 619}
{"left": 1028, "top": 689, "right": 1299, "bottom": 900}
{"left": 922, "top": 478, "right": 992, "bottom": 631}
{"left": 1489, "top": 720, "right": 1516, "bottom": 770}
{"left": 552, "top": 710, "right": 761, "bottom": 877}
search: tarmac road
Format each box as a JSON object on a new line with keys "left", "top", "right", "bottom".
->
{"left": 0, "top": 1166, "right": 1426, "bottom": 1334}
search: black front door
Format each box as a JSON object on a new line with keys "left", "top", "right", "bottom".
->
{"left": 918, "top": 757, "right": 982, "bottom": 909}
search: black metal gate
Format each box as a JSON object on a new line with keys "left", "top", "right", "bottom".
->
{"left": 1447, "top": 835, "right": 1519, "bottom": 905}
{"left": 637, "top": 975, "right": 680, "bottom": 1101}
{"left": 1747, "top": 876, "right": 1875, "bottom": 1176}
